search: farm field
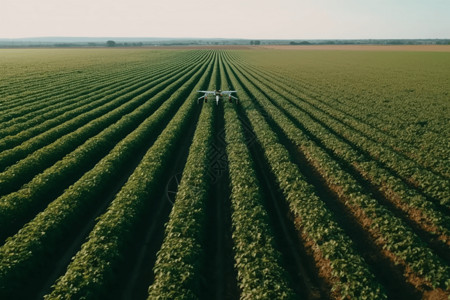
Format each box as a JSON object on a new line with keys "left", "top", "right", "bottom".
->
{"left": 0, "top": 47, "right": 449, "bottom": 299}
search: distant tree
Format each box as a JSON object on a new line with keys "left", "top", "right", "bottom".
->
{"left": 106, "top": 40, "right": 116, "bottom": 47}
{"left": 290, "top": 41, "right": 311, "bottom": 45}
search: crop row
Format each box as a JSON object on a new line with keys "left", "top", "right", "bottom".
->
{"left": 2, "top": 49, "right": 447, "bottom": 299}
{"left": 43, "top": 53, "right": 215, "bottom": 299}
{"left": 0, "top": 69, "right": 110, "bottom": 112}
{"left": 224, "top": 53, "right": 450, "bottom": 294}
{"left": 230, "top": 57, "right": 450, "bottom": 246}
{"left": 0, "top": 50, "right": 202, "bottom": 126}
{"left": 235, "top": 50, "right": 449, "bottom": 179}
{"left": 222, "top": 53, "right": 387, "bottom": 299}
{"left": 0, "top": 52, "right": 214, "bottom": 298}
{"left": 0, "top": 64, "right": 144, "bottom": 123}
{"left": 0, "top": 54, "right": 206, "bottom": 197}
{"left": 252, "top": 56, "right": 450, "bottom": 187}
{"left": 219, "top": 57, "right": 295, "bottom": 299}
{"left": 148, "top": 60, "right": 216, "bottom": 298}
{"left": 284, "top": 75, "right": 449, "bottom": 179}
{"left": 0, "top": 72, "right": 163, "bottom": 172}
{"left": 0, "top": 56, "right": 198, "bottom": 152}
{"left": 0, "top": 51, "right": 207, "bottom": 148}
{"left": 293, "top": 79, "right": 449, "bottom": 208}
{"left": 0, "top": 54, "right": 210, "bottom": 240}
{"left": 0, "top": 69, "right": 144, "bottom": 139}
{"left": 149, "top": 54, "right": 297, "bottom": 299}
{"left": 0, "top": 51, "right": 204, "bottom": 131}
{"left": 0, "top": 59, "right": 145, "bottom": 119}
{"left": 0, "top": 50, "right": 196, "bottom": 113}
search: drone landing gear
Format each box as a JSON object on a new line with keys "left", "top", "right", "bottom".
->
{"left": 198, "top": 96, "right": 238, "bottom": 105}
{"left": 198, "top": 97, "right": 208, "bottom": 104}
{"left": 228, "top": 97, "right": 239, "bottom": 104}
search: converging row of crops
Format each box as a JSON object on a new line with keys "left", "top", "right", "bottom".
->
{"left": 0, "top": 47, "right": 448, "bottom": 299}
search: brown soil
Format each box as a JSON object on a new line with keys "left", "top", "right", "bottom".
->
{"left": 352, "top": 162, "right": 450, "bottom": 250}
{"left": 294, "top": 218, "right": 337, "bottom": 299}
{"left": 240, "top": 104, "right": 326, "bottom": 299}
{"left": 305, "top": 148, "right": 437, "bottom": 296}
{"left": 261, "top": 45, "right": 450, "bottom": 52}
{"left": 423, "top": 289, "right": 450, "bottom": 300}
{"left": 202, "top": 103, "right": 239, "bottom": 300}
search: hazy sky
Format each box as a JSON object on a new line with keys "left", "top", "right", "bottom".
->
{"left": 1, "top": 0, "right": 449, "bottom": 39}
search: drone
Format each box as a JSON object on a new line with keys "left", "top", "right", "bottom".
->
{"left": 197, "top": 90, "right": 239, "bottom": 105}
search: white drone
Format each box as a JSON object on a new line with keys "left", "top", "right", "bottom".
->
{"left": 197, "top": 90, "right": 239, "bottom": 105}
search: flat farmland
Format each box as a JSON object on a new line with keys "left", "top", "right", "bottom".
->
{"left": 0, "top": 47, "right": 448, "bottom": 299}
{"left": 262, "top": 44, "right": 450, "bottom": 52}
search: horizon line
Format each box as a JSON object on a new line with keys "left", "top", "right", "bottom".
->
{"left": 1, "top": 36, "right": 449, "bottom": 40}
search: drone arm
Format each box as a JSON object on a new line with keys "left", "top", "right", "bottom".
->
{"left": 198, "top": 91, "right": 214, "bottom": 94}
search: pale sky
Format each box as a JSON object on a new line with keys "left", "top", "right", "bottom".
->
{"left": 1, "top": 0, "right": 449, "bottom": 39}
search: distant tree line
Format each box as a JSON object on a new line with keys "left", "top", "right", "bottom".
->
{"left": 1, "top": 38, "right": 449, "bottom": 48}
{"left": 46, "top": 41, "right": 145, "bottom": 48}
{"left": 290, "top": 41, "right": 311, "bottom": 45}
{"left": 288, "top": 39, "right": 450, "bottom": 45}
{"left": 106, "top": 40, "right": 143, "bottom": 47}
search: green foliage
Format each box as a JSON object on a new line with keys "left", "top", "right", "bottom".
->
{"left": 0, "top": 55, "right": 190, "bottom": 152}
{"left": 45, "top": 53, "right": 214, "bottom": 299}
{"left": 220, "top": 58, "right": 295, "bottom": 298}
{"left": 224, "top": 51, "right": 450, "bottom": 292}
{"left": 223, "top": 55, "right": 388, "bottom": 299}
{"left": 0, "top": 51, "right": 212, "bottom": 298}
{"left": 0, "top": 48, "right": 448, "bottom": 299}
{"left": 0, "top": 53, "right": 204, "bottom": 235}
{"left": 148, "top": 57, "right": 215, "bottom": 299}
{"left": 236, "top": 50, "right": 450, "bottom": 206}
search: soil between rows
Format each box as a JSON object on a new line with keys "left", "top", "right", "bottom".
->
{"left": 249, "top": 96, "right": 421, "bottom": 299}
{"left": 33, "top": 102, "right": 202, "bottom": 299}
{"left": 232, "top": 59, "right": 449, "bottom": 261}
{"left": 109, "top": 103, "right": 202, "bottom": 299}
{"left": 224, "top": 57, "right": 422, "bottom": 298}
{"left": 235, "top": 104, "right": 325, "bottom": 299}
{"left": 221, "top": 59, "right": 326, "bottom": 298}
{"left": 202, "top": 103, "right": 239, "bottom": 300}
{"left": 262, "top": 87, "right": 450, "bottom": 261}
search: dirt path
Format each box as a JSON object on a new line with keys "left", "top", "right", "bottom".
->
{"left": 34, "top": 121, "right": 167, "bottom": 299}
{"left": 35, "top": 160, "right": 136, "bottom": 299}
{"left": 112, "top": 105, "right": 203, "bottom": 299}
{"left": 34, "top": 104, "right": 201, "bottom": 300}
{"left": 202, "top": 103, "right": 238, "bottom": 299}
{"left": 254, "top": 100, "right": 421, "bottom": 299}
{"left": 235, "top": 104, "right": 325, "bottom": 299}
